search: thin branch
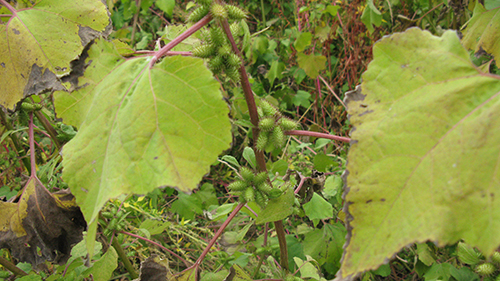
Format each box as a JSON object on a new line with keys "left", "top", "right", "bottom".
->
{"left": 149, "top": 15, "right": 212, "bottom": 67}
{"left": 286, "top": 130, "right": 351, "bottom": 143}
{"left": 29, "top": 113, "right": 36, "bottom": 176}
{"left": 318, "top": 75, "right": 346, "bottom": 108}
{"left": 0, "top": 256, "right": 27, "bottom": 277}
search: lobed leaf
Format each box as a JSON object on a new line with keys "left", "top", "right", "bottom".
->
{"left": 340, "top": 28, "right": 500, "bottom": 279}
{"left": 54, "top": 39, "right": 231, "bottom": 231}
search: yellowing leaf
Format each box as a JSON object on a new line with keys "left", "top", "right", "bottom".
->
{"left": 54, "top": 39, "right": 231, "bottom": 231}
{"left": 340, "top": 28, "right": 500, "bottom": 278}
{"left": 0, "top": 0, "right": 109, "bottom": 110}
{"left": 462, "top": 3, "right": 500, "bottom": 63}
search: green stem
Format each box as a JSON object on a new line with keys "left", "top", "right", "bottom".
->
{"left": 130, "top": 0, "right": 142, "bottom": 46}
{"left": 260, "top": 0, "right": 266, "bottom": 26}
{"left": 0, "top": 110, "right": 31, "bottom": 174}
{"left": 33, "top": 110, "right": 61, "bottom": 150}
{"left": 0, "top": 256, "right": 27, "bottom": 277}
{"left": 111, "top": 236, "right": 139, "bottom": 279}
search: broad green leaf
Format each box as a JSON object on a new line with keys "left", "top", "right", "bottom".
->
{"left": 361, "top": 0, "right": 382, "bottom": 33}
{"left": 461, "top": 3, "right": 500, "bottom": 63}
{"left": 303, "top": 193, "right": 333, "bottom": 221}
{"left": 255, "top": 183, "right": 294, "bottom": 224}
{"left": 294, "top": 257, "right": 321, "bottom": 280}
{"left": 324, "top": 5, "right": 341, "bottom": 16}
{"left": 297, "top": 53, "right": 326, "bottom": 79}
{"left": 267, "top": 61, "right": 285, "bottom": 87}
{"left": 156, "top": 0, "right": 175, "bottom": 18}
{"left": 423, "top": 263, "right": 457, "bottom": 281}
{"left": 139, "top": 219, "right": 170, "bottom": 236}
{"left": 340, "top": 28, "right": 500, "bottom": 278}
{"left": 171, "top": 193, "right": 203, "bottom": 220}
{"left": 0, "top": 0, "right": 109, "bottom": 110}
{"left": 293, "top": 90, "right": 311, "bottom": 108}
{"left": 313, "top": 153, "right": 335, "bottom": 172}
{"left": 82, "top": 247, "right": 118, "bottom": 281}
{"left": 294, "top": 32, "right": 312, "bottom": 52}
{"left": 372, "top": 264, "right": 391, "bottom": 277}
{"left": 323, "top": 175, "right": 342, "bottom": 199}
{"left": 54, "top": 39, "right": 231, "bottom": 231}
{"left": 417, "top": 243, "right": 436, "bottom": 266}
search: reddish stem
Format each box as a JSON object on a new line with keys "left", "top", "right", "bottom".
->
{"left": 220, "top": 19, "right": 266, "bottom": 171}
{"left": 194, "top": 202, "right": 245, "bottom": 267}
{"left": 149, "top": 15, "right": 212, "bottom": 67}
{"left": 28, "top": 113, "right": 36, "bottom": 177}
{"left": 286, "top": 130, "right": 351, "bottom": 143}
{"left": 0, "top": 0, "right": 16, "bottom": 16}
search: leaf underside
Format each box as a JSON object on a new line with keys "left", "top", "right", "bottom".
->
{"left": 54, "top": 39, "right": 232, "bottom": 229}
{"left": 0, "top": 0, "right": 109, "bottom": 110}
{"left": 340, "top": 28, "right": 500, "bottom": 279}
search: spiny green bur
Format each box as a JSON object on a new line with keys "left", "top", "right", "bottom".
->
{"left": 210, "top": 4, "right": 228, "bottom": 19}
{"left": 240, "top": 167, "right": 255, "bottom": 183}
{"left": 210, "top": 26, "right": 226, "bottom": 46}
{"left": 226, "top": 5, "right": 246, "bottom": 20}
{"left": 188, "top": 5, "right": 210, "bottom": 22}
{"left": 270, "top": 126, "right": 285, "bottom": 148}
{"left": 192, "top": 44, "right": 215, "bottom": 58}
{"left": 256, "top": 131, "right": 269, "bottom": 150}
{"left": 475, "top": 262, "right": 496, "bottom": 276}
{"left": 228, "top": 180, "right": 248, "bottom": 191}
{"left": 259, "top": 117, "right": 275, "bottom": 132}
{"left": 279, "top": 117, "right": 298, "bottom": 131}
{"left": 243, "top": 187, "right": 255, "bottom": 202}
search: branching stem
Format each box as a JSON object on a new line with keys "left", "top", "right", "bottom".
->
{"left": 286, "top": 130, "right": 351, "bottom": 143}
{"left": 221, "top": 19, "right": 288, "bottom": 271}
{"left": 149, "top": 15, "right": 212, "bottom": 68}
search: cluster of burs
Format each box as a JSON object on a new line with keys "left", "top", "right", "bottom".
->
{"left": 228, "top": 101, "right": 298, "bottom": 208}
{"left": 189, "top": 0, "right": 246, "bottom": 81}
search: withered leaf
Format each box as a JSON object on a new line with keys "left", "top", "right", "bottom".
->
{"left": 0, "top": 177, "right": 86, "bottom": 266}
